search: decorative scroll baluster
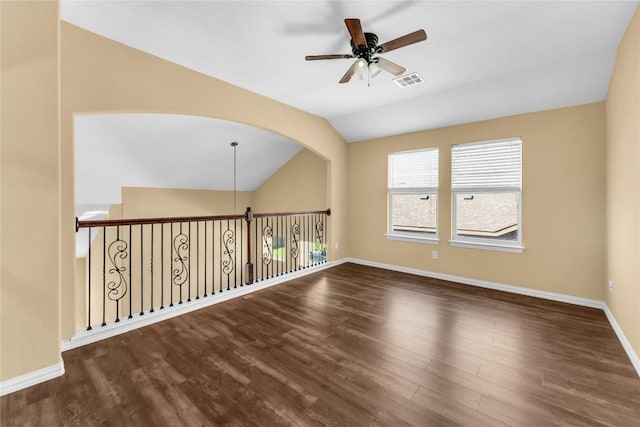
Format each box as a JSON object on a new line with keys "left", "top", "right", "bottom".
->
{"left": 291, "top": 219, "right": 300, "bottom": 270}
{"left": 128, "top": 225, "right": 132, "bottom": 319}
{"left": 173, "top": 223, "right": 189, "bottom": 305}
{"left": 262, "top": 220, "right": 273, "bottom": 280}
{"left": 107, "top": 226, "right": 129, "bottom": 323}
{"left": 314, "top": 215, "right": 325, "bottom": 266}
{"left": 222, "top": 220, "right": 235, "bottom": 291}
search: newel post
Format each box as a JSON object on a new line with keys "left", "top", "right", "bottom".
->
{"left": 245, "top": 207, "right": 254, "bottom": 285}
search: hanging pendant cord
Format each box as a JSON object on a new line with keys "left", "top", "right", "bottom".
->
{"left": 231, "top": 141, "right": 238, "bottom": 214}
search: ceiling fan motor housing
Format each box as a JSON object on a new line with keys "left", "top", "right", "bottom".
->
{"left": 351, "top": 32, "right": 379, "bottom": 63}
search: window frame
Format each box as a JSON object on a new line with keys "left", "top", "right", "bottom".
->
{"left": 386, "top": 148, "right": 439, "bottom": 244}
{"left": 450, "top": 138, "right": 524, "bottom": 253}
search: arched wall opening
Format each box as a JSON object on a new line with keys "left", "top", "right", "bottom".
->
{"left": 61, "top": 22, "right": 347, "bottom": 339}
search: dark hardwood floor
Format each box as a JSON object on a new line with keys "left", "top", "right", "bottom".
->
{"left": 2, "top": 263, "right": 640, "bottom": 426}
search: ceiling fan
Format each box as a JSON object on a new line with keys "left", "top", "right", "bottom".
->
{"left": 305, "top": 18, "right": 427, "bottom": 84}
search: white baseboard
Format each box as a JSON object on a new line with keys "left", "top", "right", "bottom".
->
{"left": 603, "top": 304, "right": 640, "bottom": 377}
{"left": 0, "top": 362, "right": 65, "bottom": 397}
{"left": 344, "top": 257, "right": 639, "bottom": 378}
{"left": 345, "top": 258, "right": 604, "bottom": 308}
{"left": 62, "top": 260, "right": 342, "bottom": 352}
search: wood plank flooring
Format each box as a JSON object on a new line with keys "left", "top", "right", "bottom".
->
{"left": 2, "top": 263, "right": 639, "bottom": 426}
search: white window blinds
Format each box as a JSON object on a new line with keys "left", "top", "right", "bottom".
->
{"left": 452, "top": 138, "right": 521, "bottom": 191}
{"left": 388, "top": 149, "right": 439, "bottom": 191}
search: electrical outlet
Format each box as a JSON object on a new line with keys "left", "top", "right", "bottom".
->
{"left": 335, "top": 242, "right": 339, "bottom": 250}
{"left": 608, "top": 279, "right": 614, "bottom": 292}
{"left": 432, "top": 250, "right": 438, "bottom": 260}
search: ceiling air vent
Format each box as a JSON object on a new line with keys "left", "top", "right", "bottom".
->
{"left": 393, "top": 73, "right": 423, "bottom": 88}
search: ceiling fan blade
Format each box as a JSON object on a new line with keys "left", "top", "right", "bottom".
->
{"left": 305, "top": 54, "right": 353, "bottom": 61}
{"left": 339, "top": 60, "right": 362, "bottom": 84}
{"left": 345, "top": 18, "right": 367, "bottom": 48}
{"left": 377, "top": 57, "right": 406, "bottom": 76}
{"left": 377, "top": 29, "right": 427, "bottom": 53}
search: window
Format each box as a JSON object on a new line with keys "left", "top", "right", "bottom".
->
{"left": 451, "top": 138, "right": 523, "bottom": 252}
{"left": 387, "top": 148, "right": 439, "bottom": 243}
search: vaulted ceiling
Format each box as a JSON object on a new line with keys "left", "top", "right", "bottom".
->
{"left": 62, "top": 1, "right": 638, "bottom": 207}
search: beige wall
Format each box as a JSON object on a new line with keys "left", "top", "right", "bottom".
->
{"left": 0, "top": 1, "right": 61, "bottom": 381}
{"left": 60, "top": 23, "right": 348, "bottom": 340}
{"left": 253, "top": 149, "right": 327, "bottom": 213}
{"left": 606, "top": 6, "right": 640, "bottom": 357}
{"left": 121, "top": 187, "right": 253, "bottom": 218}
{"left": 348, "top": 103, "right": 606, "bottom": 300}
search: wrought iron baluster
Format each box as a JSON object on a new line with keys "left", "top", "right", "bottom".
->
{"left": 308, "top": 215, "right": 311, "bottom": 267}
{"left": 102, "top": 226, "right": 106, "bottom": 327}
{"left": 140, "top": 224, "right": 144, "bottom": 316}
{"left": 291, "top": 217, "right": 300, "bottom": 271}
{"left": 106, "top": 225, "right": 129, "bottom": 323}
{"left": 322, "top": 214, "right": 326, "bottom": 264}
{"left": 170, "top": 223, "right": 174, "bottom": 307}
{"left": 303, "top": 215, "right": 308, "bottom": 269}
{"left": 275, "top": 216, "right": 278, "bottom": 276}
{"left": 236, "top": 219, "right": 245, "bottom": 287}
{"left": 196, "top": 221, "right": 200, "bottom": 299}
{"left": 314, "top": 214, "right": 320, "bottom": 266}
{"left": 204, "top": 221, "right": 208, "bottom": 297}
{"left": 87, "top": 228, "right": 92, "bottom": 330}
{"left": 222, "top": 219, "right": 235, "bottom": 291}
{"left": 160, "top": 223, "right": 165, "bottom": 310}
{"left": 219, "top": 220, "right": 222, "bottom": 293}
{"left": 259, "top": 217, "right": 262, "bottom": 281}
{"left": 172, "top": 222, "right": 189, "bottom": 305}
{"left": 150, "top": 224, "right": 154, "bottom": 313}
{"left": 211, "top": 221, "right": 216, "bottom": 295}
{"left": 278, "top": 216, "right": 287, "bottom": 275}
{"left": 263, "top": 218, "right": 273, "bottom": 280}
{"left": 245, "top": 208, "right": 254, "bottom": 285}
{"left": 128, "top": 225, "right": 132, "bottom": 319}
{"left": 234, "top": 218, "right": 238, "bottom": 288}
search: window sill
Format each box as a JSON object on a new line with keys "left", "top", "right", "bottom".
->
{"left": 385, "top": 234, "right": 440, "bottom": 245}
{"left": 449, "top": 240, "right": 524, "bottom": 253}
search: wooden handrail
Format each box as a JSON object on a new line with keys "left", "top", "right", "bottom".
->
{"left": 76, "top": 213, "right": 244, "bottom": 231}
{"left": 252, "top": 209, "right": 331, "bottom": 219}
{"left": 75, "top": 208, "right": 331, "bottom": 231}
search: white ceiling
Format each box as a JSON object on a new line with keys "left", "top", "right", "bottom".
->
{"left": 74, "top": 114, "right": 302, "bottom": 205}
{"left": 61, "top": 1, "right": 638, "bottom": 208}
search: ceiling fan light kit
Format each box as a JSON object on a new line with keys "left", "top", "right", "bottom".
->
{"left": 305, "top": 18, "right": 427, "bottom": 85}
